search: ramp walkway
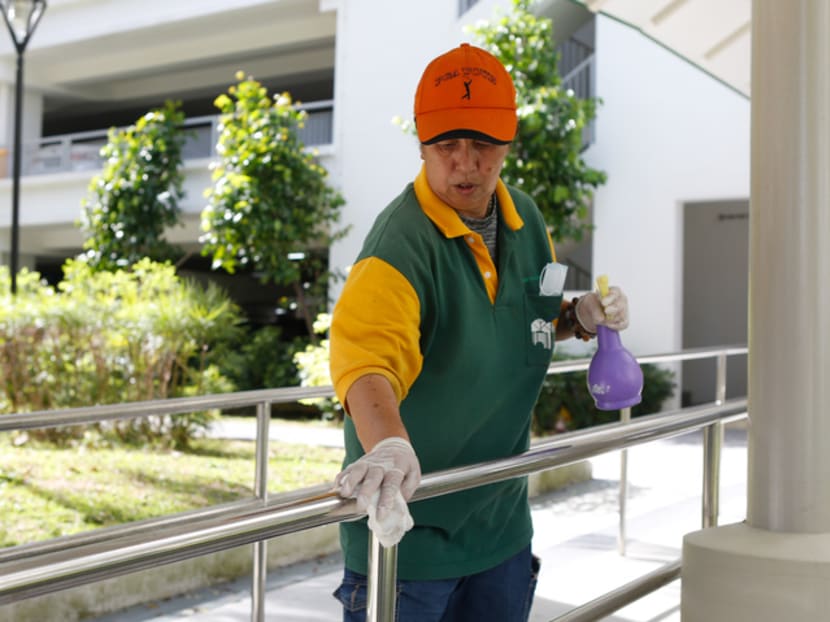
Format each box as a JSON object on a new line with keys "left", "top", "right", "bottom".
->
{"left": 91, "top": 424, "right": 748, "bottom": 622}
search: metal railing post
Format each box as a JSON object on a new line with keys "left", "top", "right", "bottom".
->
{"left": 552, "top": 560, "right": 682, "bottom": 622}
{"left": 60, "top": 137, "right": 71, "bottom": 172}
{"left": 210, "top": 116, "right": 219, "bottom": 158}
{"left": 618, "top": 406, "right": 631, "bottom": 555}
{"left": 366, "top": 535, "right": 398, "bottom": 622}
{"left": 251, "top": 400, "right": 271, "bottom": 622}
{"left": 702, "top": 353, "right": 727, "bottom": 528}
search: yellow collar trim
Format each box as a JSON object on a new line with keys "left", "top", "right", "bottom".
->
{"left": 413, "top": 165, "right": 525, "bottom": 238}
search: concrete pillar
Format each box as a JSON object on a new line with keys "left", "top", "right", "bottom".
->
{"left": 682, "top": 1, "right": 830, "bottom": 619}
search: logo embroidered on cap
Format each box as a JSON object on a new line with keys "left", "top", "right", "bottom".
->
{"left": 462, "top": 79, "right": 472, "bottom": 100}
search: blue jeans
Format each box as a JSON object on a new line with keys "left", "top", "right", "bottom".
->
{"left": 333, "top": 546, "right": 540, "bottom": 622}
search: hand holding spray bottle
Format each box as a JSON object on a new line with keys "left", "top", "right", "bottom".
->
{"left": 586, "top": 275, "right": 644, "bottom": 410}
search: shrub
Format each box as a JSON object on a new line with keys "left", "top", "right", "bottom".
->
{"left": 220, "top": 325, "right": 304, "bottom": 393}
{"left": 0, "top": 259, "right": 243, "bottom": 448}
{"left": 533, "top": 353, "right": 676, "bottom": 435}
{"left": 293, "top": 313, "right": 341, "bottom": 420}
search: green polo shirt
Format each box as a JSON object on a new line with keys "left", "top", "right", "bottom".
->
{"left": 330, "top": 167, "right": 560, "bottom": 580}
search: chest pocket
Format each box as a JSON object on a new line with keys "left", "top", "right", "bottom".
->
{"left": 524, "top": 293, "right": 561, "bottom": 366}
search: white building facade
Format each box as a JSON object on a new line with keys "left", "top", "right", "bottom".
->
{"left": 0, "top": 0, "right": 750, "bottom": 402}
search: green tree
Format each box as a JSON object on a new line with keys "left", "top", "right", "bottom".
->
{"left": 80, "top": 100, "right": 188, "bottom": 270}
{"left": 469, "top": 0, "right": 606, "bottom": 242}
{"left": 200, "top": 72, "right": 347, "bottom": 338}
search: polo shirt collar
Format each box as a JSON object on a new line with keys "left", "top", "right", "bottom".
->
{"left": 413, "top": 165, "right": 525, "bottom": 238}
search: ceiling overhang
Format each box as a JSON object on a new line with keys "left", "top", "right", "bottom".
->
{"left": 579, "top": 0, "right": 751, "bottom": 97}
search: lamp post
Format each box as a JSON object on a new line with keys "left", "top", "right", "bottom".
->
{"left": 0, "top": 0, "right": 45, "bottom": 295}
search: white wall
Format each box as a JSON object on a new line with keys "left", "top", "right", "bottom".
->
{"left": 587, "top": 15, "right": 750, "bottom": 356}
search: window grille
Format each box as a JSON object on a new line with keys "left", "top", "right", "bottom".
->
{"left": 459, "top": 0, "right": 480, "bottom": 17}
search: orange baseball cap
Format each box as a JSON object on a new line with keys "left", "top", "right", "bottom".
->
{"left": 414, "top": 43, "right": 518, "bottom": 145}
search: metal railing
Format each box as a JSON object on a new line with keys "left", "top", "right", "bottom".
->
{"left": 0, "top": 345, "right": 748, "bottom": 621}
{"left": 562, "top": 257, "right": 593, "bottom": 291}
{"left": 1, "top": 100, "right": 334, "bottom": 178}
{"left": 558, "top": 37, "right": 595, "bottom": 79}
{"left": 561, "top": 54, "right": 597, "bottom": 149}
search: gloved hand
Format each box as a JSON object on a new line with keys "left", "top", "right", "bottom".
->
{"left": 575, "top": 286, "right": 629, "bottom": 333}
{"left": 334, "top": 437, "right": 421, "bottom": 545}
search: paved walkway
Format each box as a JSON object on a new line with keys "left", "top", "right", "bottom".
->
{"left": 94, "top": 421, "right": 748, "bottom": 622}
{"left": 207, "top": 417, "right": 346, "bottom": 448}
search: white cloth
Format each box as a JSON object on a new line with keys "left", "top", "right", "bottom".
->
{"left": 365, "top": 490, "right": 414, "bottom": 547}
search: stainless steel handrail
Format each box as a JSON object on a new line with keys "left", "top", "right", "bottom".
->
{"left": 0, "top": 344, "right": 747, "bottom": 432}
{"left": 553, "top": 560, "right": 682, "bottom": 622}
{"left": 547, "top": 343, "right": 747, "bottom": 374}
{"left": 0, "top": 385, "right": 334, "bottom": 432}
{"left": 0, "top": 344, "right": 747, "bottom": 431}
{"left": 0, "top": 399, "right": 747, "bottom": 606}
{"left": 0, "top": 344, "right": 749, "bottom": 621}
{"left": 547, "top": 344, "right": 747, "bottom": 553}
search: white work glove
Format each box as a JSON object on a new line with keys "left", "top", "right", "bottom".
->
{"left": 334, "top": 437, "right": 421, "bottom": 546}
{"left": 575, "top": 286, "right": 629, "bottom": 332}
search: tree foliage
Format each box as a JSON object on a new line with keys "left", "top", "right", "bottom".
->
{"left": 469, "top": 0, "right": 606, "bottom": 242}
{"left": 200, "top": 72, "right": 347, "bottom": 336}
{"left": 80, "top": 101, "right": 188, "bottom": 270}
{"left": 293, "top": 312, "right": 342, "bottom": 420}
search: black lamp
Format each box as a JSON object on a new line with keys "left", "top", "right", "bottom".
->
{"left": 0, "top": 0, "right": 46, "bottom": 295}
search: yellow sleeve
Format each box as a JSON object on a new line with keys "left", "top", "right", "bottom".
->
{"left": 329, "top": 257, "right": 423, "bottom": 410}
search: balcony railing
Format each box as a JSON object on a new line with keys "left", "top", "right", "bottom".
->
{"left": 0, "top": 99, "right": 334, "bottom": 179}
{"left": 561, "top": 55, "right": 597, "bottom": 149}
{"left": 458, "top": 0, "right": 481, "bottom": 16}
{"left": 558, "top": 33, "right": 597, "bottom": 150}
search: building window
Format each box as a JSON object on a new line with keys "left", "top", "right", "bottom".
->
{"left": 459, "top": 0, "right": 480, "bottom": 16}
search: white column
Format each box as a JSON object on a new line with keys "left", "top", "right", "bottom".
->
{"left": 747, "top": 0, "right": 830, "bottom": 533}
{"left": 681, "top": 1, "right": 830, "bottom": 620}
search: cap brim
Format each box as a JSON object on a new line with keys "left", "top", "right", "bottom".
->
{"left": 417, "top": 106, "right": 517, "bottom": 145}
{"left": 421, "top": 129, "right": 511, "bottom": 145}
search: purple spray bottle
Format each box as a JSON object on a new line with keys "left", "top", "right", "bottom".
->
{"left": 586, "top": 275, "right": 644, "bottom": 410}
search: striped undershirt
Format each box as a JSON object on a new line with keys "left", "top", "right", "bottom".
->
{"left": 459, "top": 193, "right": 498, "bottom": 263}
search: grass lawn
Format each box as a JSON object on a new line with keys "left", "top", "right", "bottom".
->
{"left": 0, "top": 420, "right": 345, "bottom": 549}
